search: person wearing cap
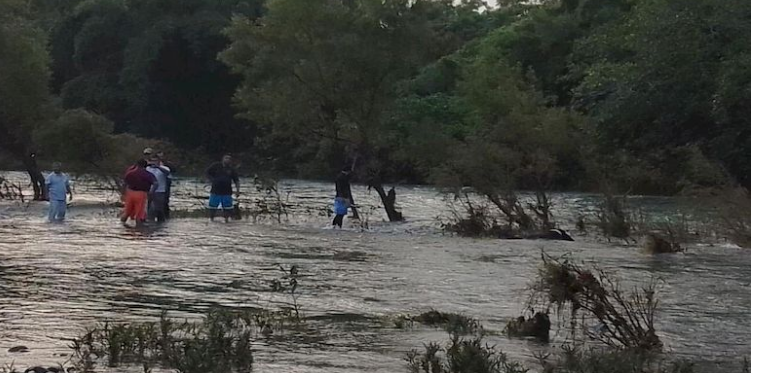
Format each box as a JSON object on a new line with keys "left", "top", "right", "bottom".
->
{"left": 146, "top": 156, "right": 171, "bottom": 222}
{"left": 124, "top": 148, "right": 155, "bottom": 175}
{"left": 45, "top": 162, "right": 73, "bottom": 222}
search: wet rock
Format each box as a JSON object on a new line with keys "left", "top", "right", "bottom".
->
{"left": 8, "top": 345, "right": 29, "bottom": 353}
{"left": 643, "top": 234, "right": 683, "bottom": 254}
{"left": 524, "top": 228, "right": 574, "bottom": 241}
{"left": 261, "top": 323, "right": 273, "bottom": 337}
{"left": 24, "top": 367, "right": 48, "bottom": 373}
{"left": 505, "top": 312, "right": 550, "bottom": 342}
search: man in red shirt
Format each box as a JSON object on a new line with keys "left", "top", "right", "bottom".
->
{"left": 121, "top": 159, "right": 157, "bottom": 227}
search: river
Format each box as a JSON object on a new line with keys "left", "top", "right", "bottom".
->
{"left": 0, "top": 172, "right": 750, "bottom": 372}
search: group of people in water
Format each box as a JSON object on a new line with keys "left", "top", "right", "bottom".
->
{"left": 43, "top": 148, "right": 355, "bottom": 228}
{"left": 119, "top": 148, "right": 243, "bottom": 226}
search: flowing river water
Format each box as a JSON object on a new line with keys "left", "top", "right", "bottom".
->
{"left": 0, "top": 172, "right": 750, "bottom": 372}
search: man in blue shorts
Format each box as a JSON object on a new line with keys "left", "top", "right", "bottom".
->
{"left": 205, "top": 154, "right": 240, "bottom": 222}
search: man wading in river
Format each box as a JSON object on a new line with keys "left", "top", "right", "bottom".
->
{"left": 146, "top": 156, "right": 171, "bottom": 222}
{"left": 45, "top": 162, "right": 73, "bottom": 222}
{"left": 332, "top": 166, "right": 353, "bottom": 228}
{"left": 205, "top": 154, "right": 240, "bottom": 223}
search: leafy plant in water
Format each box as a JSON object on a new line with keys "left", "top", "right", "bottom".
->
{"left": 595, "top": 192, "right": 633, "bottom": 242}
{"left": 538, "top": 344, "right": 696, "bottom": 373}
{"left": 406, "top": 334, "right": 528, "bottom": 373}
{"left": 270, "top": 264, "right": 303, "bottom": 322}
{"left": 530, "top": 253, "right": 662, "bottom": 351}
{"left": 68, "top": 309, "right": 255, "bottom": 373}
{"left": 252, "top": 176, "right": 291, "bottom": 223}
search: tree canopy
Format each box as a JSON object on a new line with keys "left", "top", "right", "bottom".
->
{"left": 0, "top": 0, "right": 749, "bottom": 206}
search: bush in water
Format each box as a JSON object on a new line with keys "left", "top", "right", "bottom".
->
{"left": 529, "top": 253, "right": 662, "bottom": 351}
{"left": 406, "top": 334, "right": 529, "bottom": 373}
{"left": 67, "top": 309, "right": 255, "bottom": 373}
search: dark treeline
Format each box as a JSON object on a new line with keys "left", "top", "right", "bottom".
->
{"left": 0, "top": 0, "right": 749, "bottom": 202}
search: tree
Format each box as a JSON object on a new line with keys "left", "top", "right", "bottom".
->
{"left": 222, "top": 0, "right": 488, "bottom": 221}
{"left": 571, "top": 0, "right": 750, "bottom": 191}
{"left": 431, "top": 31, "right": 585, "bottom": 231}
{"left": 0, "top": 0, "right": 53, "bottom": 199}
{"left": 48, "top": 0, "right": 264, "bottom": 155}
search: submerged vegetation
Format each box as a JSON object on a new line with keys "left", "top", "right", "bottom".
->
{"left": 3, "top": 257, "right": 748, "bottom": 373}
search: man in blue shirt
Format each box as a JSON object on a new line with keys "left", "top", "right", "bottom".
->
{"left": 45, "top": 162, "right": 73, "bottom": 222}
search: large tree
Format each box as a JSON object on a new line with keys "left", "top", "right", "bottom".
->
{"left": 571, "top": 0, "right": 750, "bottom": 191}
{"left": 48, "top": 0, "right": 264, "bottom": 155}
{"left": 221, "top": 0, "right": 489, "bottom": 221}
{"left": 0, "top": 0, "right": 52, "bottom": 199}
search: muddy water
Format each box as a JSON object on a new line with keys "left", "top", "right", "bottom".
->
{"left": 0, "top": 172, "right": 750, "bottom": 371}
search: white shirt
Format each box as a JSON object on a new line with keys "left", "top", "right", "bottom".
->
{"left": 146, "top": 165, "right": 171, "bottom": 193}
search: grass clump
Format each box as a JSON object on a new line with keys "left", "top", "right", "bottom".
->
{"left": 69, "top": 309, "right": 256, "bottom": 373}
{"left": 536, "top": 346, "right": 697, "bottom": 373}
{"left": 407, "top": 334, "right": 528, "bottom": 373}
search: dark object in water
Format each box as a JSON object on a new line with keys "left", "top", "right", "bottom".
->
{"left": 505, "top": 312, "right": 550, "bottom": 342}
{"left": 8, "top": 345, "right": 29, "bottom": 353}
{"left": 525, "top": 228, "right": 574, "bottom": 241}
{"left": 643, "top": 234, "right": 683, "bottom": 254}
{"left": 232, "top": 203, "right": 242, "bottom": 220}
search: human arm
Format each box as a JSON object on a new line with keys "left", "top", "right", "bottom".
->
{"left": 66, "top": 177, "right": 73, "bottom": 201}
{"left": 205, "top": 163, "right": 216, "bottom": 183}
{"left": 148, "top": 173, "right": 158, "bottom": 195}
{"left": 233, "top": 170, "right": 240, "bottom": 197}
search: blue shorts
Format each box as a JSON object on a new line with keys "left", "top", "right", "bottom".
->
{"left": 334, "top": 197, "right": 349, "bottom": 215}
{"left": 209, "top": 194, "right": 234, "bottom": 210}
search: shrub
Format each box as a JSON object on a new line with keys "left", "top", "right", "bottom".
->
{"left": 407, "top": 334, "right": 528, "bottom": 373}
{"left": 530, "top": 253, "right": 662, "bottom": 351}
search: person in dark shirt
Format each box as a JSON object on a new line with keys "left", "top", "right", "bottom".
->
{"left": 205, "top": 154, "right": 240, "bottom": 222}
{"left": 332, "top": 166, "right": 353, "bottom": 228}
{"left": 121, "top": 159, "right": 157, "bottom": 227}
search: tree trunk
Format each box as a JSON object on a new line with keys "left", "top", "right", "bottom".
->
{"left": 22, "top": 153, "right": 45, "bottom": 200}
{"left": 369, "top": 181, "right": 402, "bottom": 222}
{"left": 349, "top": 195, "right": 360, "bottom": 219}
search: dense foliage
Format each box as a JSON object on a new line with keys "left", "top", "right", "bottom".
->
{"left": 0, "top": 0, "right": 749, "bottom": 200}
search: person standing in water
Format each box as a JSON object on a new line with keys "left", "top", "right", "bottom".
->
{"left": 332, "top": 166, "right": 353, "bottom": 228}
{"left": 156, "top": 151, "right": 174, "bottom": 219}
{"left": 121, "top": 159, "right": 157, "bottom": 227}
{"left": 45, "top": 162, "right": 72, "bottom": 222}
{"left": 146, "top": 156, "right": 171, "bottom": 222}
{"left": 205, "top": 154, "right": 240, "bottom": 223}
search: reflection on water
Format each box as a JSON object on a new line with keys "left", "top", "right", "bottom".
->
{"left": 0, "top": 172, "right": 750, "bottom": 371}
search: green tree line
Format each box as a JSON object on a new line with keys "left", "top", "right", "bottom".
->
{"left": 0, "top": 0, "right": 749, "bottom": 207}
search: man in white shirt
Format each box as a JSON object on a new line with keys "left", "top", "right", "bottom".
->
{"left": 146, "top": 156, "right": 171, "bottom": 222}
{"left": 45, "top": 162, "right": 73, "bottom": 222}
